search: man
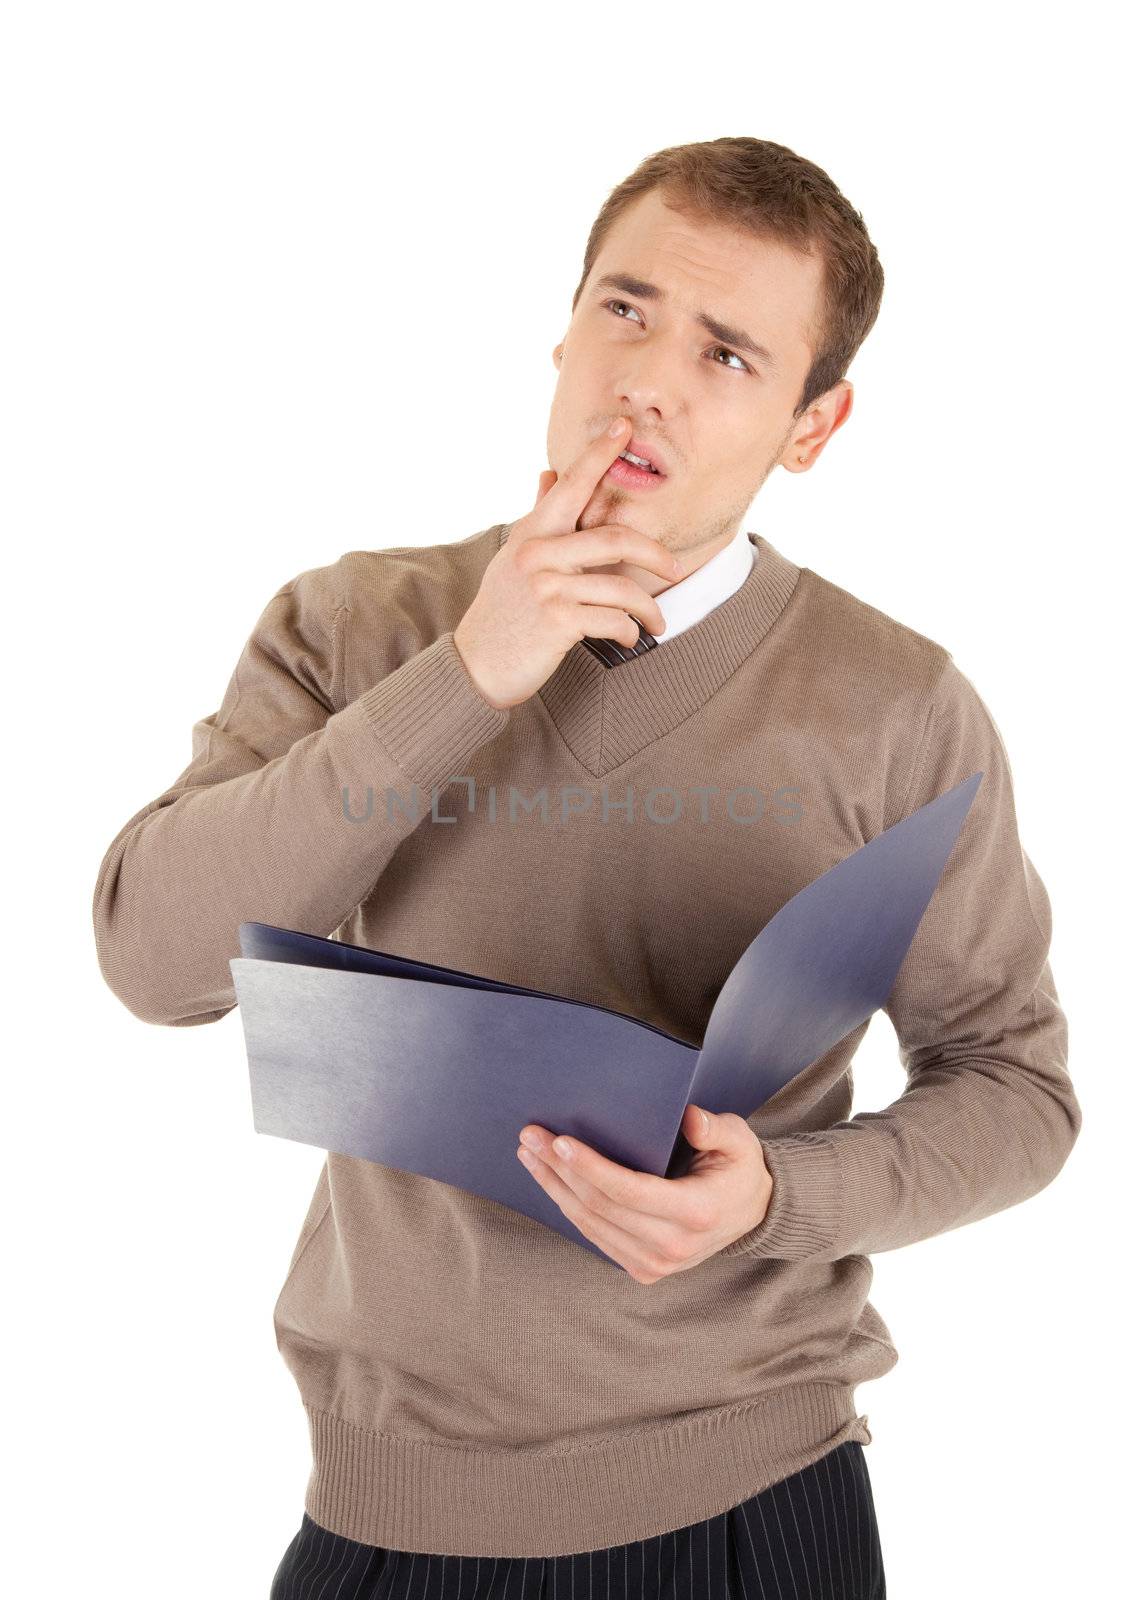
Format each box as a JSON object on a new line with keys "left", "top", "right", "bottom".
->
{"left": 93, "top": 137, "right": 1080, "bottom": 1598}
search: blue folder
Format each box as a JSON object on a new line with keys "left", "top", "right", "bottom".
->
{"left": 230, "top": 771, "right": 982, "bottom": 1263}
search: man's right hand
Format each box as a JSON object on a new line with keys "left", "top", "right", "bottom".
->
{"left": 453, "top": 418, "right": 683, "bottom": 710}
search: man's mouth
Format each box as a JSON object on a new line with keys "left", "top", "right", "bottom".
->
{"left": 619, "top": 436, "right": 669, "bottom": 475}
{"left": 606, "top": 436, "right": 669, "bottom": 489}
{"left": 618, "top": 448, "right": 660, "bottom": 474}
{"left": 606, "top": 453, "right": 667, "bottom": 489}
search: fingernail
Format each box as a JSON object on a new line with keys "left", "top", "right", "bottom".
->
{"left": 608, "top": 418, "right": 627, "bottom": 438}
{"left": 552, "top": 1137, "right": 572, "bottom": 1159}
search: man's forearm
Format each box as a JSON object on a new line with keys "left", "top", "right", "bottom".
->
{"left": 93, "top": 582, "right": 509, "bottom": 1026}
{"left": 723, "top": 967, "right": 1078, "bottom": 1263}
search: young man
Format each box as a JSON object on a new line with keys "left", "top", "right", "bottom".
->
{"left": 93, "top": 137, "right": 1079, "bottom": 1598}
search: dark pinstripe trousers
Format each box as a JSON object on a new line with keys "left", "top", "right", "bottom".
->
{"left": 269, "top": 1440, "right": 885, "bottom": 1598}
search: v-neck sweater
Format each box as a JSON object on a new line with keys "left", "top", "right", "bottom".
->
{"left": 92, "top": 519, "right": 1080, "bottom": 1558}
{"left": 511, "top": 521, "right": 801, "bottom": 776}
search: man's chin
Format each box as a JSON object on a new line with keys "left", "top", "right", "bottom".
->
{"left": 577, "top": 492, "right": 632, "bottom": 532}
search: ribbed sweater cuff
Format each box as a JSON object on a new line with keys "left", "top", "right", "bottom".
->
{"left": 347, "top": 631, "right": 511, "bottom": 796}
{"left": 719, "top": 1132, "right": 841, "bottom": 1260}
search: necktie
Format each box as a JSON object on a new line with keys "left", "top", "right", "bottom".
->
{"left": 579, "top": 620, "right": 659, "bottom": 668}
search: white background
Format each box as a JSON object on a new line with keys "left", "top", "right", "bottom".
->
{"left": 5, "top": 2, "right": 1131, "bottom": 1594}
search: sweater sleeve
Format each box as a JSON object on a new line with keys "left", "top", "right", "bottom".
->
{"left": 92, "top": 561, "right": 511, "bottom": 1026}
{"left": 719, "top": 655, "right": 1081, "bottom": 1263}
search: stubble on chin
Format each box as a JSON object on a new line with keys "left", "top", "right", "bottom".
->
{"left": 576, "top": 484, "right": 630, "bottom": 534}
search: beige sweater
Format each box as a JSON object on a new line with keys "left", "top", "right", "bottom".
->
{"left": 92, "top": 521, "right": 1081, "bottom": 1557}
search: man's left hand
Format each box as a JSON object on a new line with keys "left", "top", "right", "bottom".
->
{"left": 516, "top": 1104, "right": 773, "bottom": 1282}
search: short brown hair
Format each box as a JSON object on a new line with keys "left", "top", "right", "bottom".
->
{"left": 571, "top": 137, "right": 884, "bottom": 419}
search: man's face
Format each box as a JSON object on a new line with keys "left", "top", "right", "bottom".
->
{"left": 547, "top": 187, "right": 851, "bottom": 575}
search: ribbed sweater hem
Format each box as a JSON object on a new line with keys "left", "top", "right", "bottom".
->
{"left": 300, "top": 1382, "right": 872, "bottom": 1558}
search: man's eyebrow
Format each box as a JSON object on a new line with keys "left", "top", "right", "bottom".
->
{"left": 591, "top": 271, "right": 779, "bottom": 373}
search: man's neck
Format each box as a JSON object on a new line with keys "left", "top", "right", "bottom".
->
{"left": 601, "top": 526, "right": 738, "bottom": 598}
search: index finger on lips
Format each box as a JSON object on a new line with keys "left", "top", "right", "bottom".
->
{"left": 539, "top": 417, "right": 632, "bottom": 529}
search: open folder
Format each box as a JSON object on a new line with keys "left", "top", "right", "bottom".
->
{"left": 230, "top": 771, "right": 982, "bottom": 1264}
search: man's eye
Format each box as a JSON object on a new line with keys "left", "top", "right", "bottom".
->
{"left": 604, "top": 301, "right": 750, "bottom": 373}
{"left": 711, "top": 346, "right": 748, "bottom": 372}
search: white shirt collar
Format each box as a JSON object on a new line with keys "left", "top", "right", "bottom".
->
{"left": 655, "top": 525, "right": 757, "bottom": 643}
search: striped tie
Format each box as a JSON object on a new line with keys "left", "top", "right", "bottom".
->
{"left": 579, "top": 620, "right": 659, "bottom": 668}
